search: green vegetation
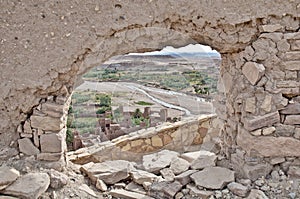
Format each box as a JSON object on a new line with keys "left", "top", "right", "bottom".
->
{"left": 66, "top": 91, "right": 113, "bottom": 145}
{"left": 134, "top": 101, "right": 154, "bottom": 106}
{"left": 131, "top": 108, "right": 150, "bottom": 127}
{"left": 82, "top": 67, "right": 218, "bottom": 95}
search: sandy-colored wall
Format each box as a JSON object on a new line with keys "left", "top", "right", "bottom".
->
{"left": 1, "top": 1, "right": 300, "bottom": 177}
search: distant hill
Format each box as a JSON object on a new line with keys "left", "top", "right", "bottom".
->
{"left": 124, "top": 51, "right": 221, "bottom": 60}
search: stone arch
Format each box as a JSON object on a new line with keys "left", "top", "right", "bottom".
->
{"left": 1, "top": 1, "right": 300, "bottom": 180}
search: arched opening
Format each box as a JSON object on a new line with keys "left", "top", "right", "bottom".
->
{"left": 67, "top": 44, "right": 221, "bottom": 152}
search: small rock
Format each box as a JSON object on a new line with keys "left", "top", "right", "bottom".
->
{"left": 190, "top": 167, "right": 235, "bottom": 189}
{"left": 174, "top": 170, "right": 197, "bottom": 186}
{"left": 238, "top": 178, "right": 252, "bottom": 186}
{"left": 170, "top": 157, "right": 190, "bottom": 175}
{"left": 1, "top": 173, "right": 50, "bottom": 199}
{"left": 246, "top": 189, "right": 269, "bottom": 199}
{"left": 255, "top": 179, "right": 265, "bottom": 187}
{"left": 260, "top": 185, "right": 270, "bottom": 192}
{"left": 160, "top": 168, "right": 175, "bottom": 182}
{"left": 96, "top": 179, "right": 107, "bottom": 192}
{"left": 0, "top": 166, "right": 20, "bottom": 190}
{"left": 189, "top": 150, "right": 217, "bottom": 170}
{"left": 130, "top": 169, "right": 158, "bottom": 185}
{"left": 149, "top": 181, "right": 182, "bottom": 198}
{"left": 262, "top": 127, "right": 276, "bottom": 135}
{"left": 110, "top": 189, "right": 154, "bottom": 199}
{"left": 79, "top": 184, "right": 97, "bottom": 197}
{"left": 187, "top": 184, "right": 213, "bottom": 199}
{"left": 47, "top": 169, "right": 68, "bottom": 189}
{"left": 288, "top": 192, "right": 296, "bottom": 199}
{"left": 215, "top": 190, "right": 222, "bottom": 199}
{"left": 125, "top": 182, "right": 146, "bottom": 195}
{"left": 114, "top": 182, "right": 126, "bottom": 189}
{"left": 227, "top": 182, "right": 249, "bottom": 197}
{"left": 175, "top": 192, "right": 184, "bottom": 199}
{"left": 271, "top": 170, "right": 280, "bottom": 181}
{"left": 270, "top": 157, "right": 285, "bottom": 165}
{"left": 251, "top": 129, "right": 262, "bottom": 136}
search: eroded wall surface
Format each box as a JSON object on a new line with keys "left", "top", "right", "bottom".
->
{"left": 1, "top": 0, "right": 300, "bottom": 178}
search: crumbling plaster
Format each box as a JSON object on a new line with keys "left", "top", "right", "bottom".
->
{"left": 0, "top": 0, "right": 300, "bottom": 167}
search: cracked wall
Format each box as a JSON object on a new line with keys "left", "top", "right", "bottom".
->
{"left": 1, "top": 0, "right": 300, "bottom": 178}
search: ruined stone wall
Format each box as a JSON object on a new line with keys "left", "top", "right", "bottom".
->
{"left": 69, "top": 115, "right": 218, "bottom": 164}
{"left": 1, "top": 0, "right": 300, "bottom": 178}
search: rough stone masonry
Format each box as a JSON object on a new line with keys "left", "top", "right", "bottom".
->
{"left": 0, "top": 0, "right": 300, "bottom": 179}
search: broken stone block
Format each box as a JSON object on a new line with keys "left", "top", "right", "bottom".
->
{"left": 79, "top": 184, "right": 97, "bottom": 197}
{"left": 270, "top": 157, "right": 285, "bottom": 165}
{"left": 291, "top": 40, "right": 300, "bottom": 50}
{"left": 170, "top": 157, "right": 190, "bottom": 175}
{"left": 30, "top": 115, "right": 63, "bottom": 131}
{"left": 243, "top": 163, "right": 272, "bottom": 181}
{"left": 37, "top": 152, "right": 62, "bottom": 162}
{"left": 275, "top": 124, "right": 295, "bottom": 137}
{"left": 287, "top": 166, "right": 300, "bottom": 178}
{"left": 80, "top": 160, "right": 135, "bottom": 184}
{"left": 283, "top": 51, "right": 300, "bottom": 60}
{"left": 40, "top": 133, "right": 64, "bottom": 153}
{"left": 280, "top": 103, "right": 300, "bottom": 114}
{"left": 142, "top": 150, "right": 179, "bottom": 173}
{"left": 242, "top": 62, "right": 265, "bottom": 85}
{"left": 18, "top": 138, "right": 40, "bottom": 156}
{"left": 110, "top": 189, "right": 154, "bottom": 199}
{"left": 261, "top": 95, "right": 272, "bottom": 112}
{"left": 130, "top": 169, "right": 158, "bottom": 185}
{"left": 237, "top": 128, "right": 300, "bottom": 157}
{"left": 285, "top": 115, "right": 300, "bottom": 125}
{"left": 0, "top": 166, "right": 20, "bottom": 190}
{"left": 174, "top": 170, "right": 197, "bottom": 186}
{"left": 227, "top": 182, "right": 249, "bottom": 197}
{"left": 243, "top": 111, "right": 280, "bottom": 131}
{"left": 23, "top": 120, "right": 32, "bottom": 134}
{"left": 190, "top": 167, "right": 235, "bottom": 189}
{"left": 125, "top": 182, "right": 146, "bottom": 195}
{"left": 277, "top": 80, "right": 300, "bottom": 89}
{"left": 1, "top": 173, "right": 50, "bottom": 199}
{"left": 189, "top": 150, "right": 217, "bottom": 170}
{"left": 261, "top": 24, "right": 282, "bottom": 32}
{"left": 245, "top": 97, "right": 256, "bottom": 113}
{"left": 149, "top": 181, "right": 182, "bottom": 199}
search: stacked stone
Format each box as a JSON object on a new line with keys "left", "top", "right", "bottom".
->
{"left": 17, "top": 95, "right": 71, "bottom": 163}
{"left": 68, "top": 115, "right": 218, "bottom": 164}
{"left": 215, "top": 18, "right": 300, "bottom": 180}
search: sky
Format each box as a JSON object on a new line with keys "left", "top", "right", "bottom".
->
{"left": 130, "top": 44, "right": 219, "bottom": 55}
